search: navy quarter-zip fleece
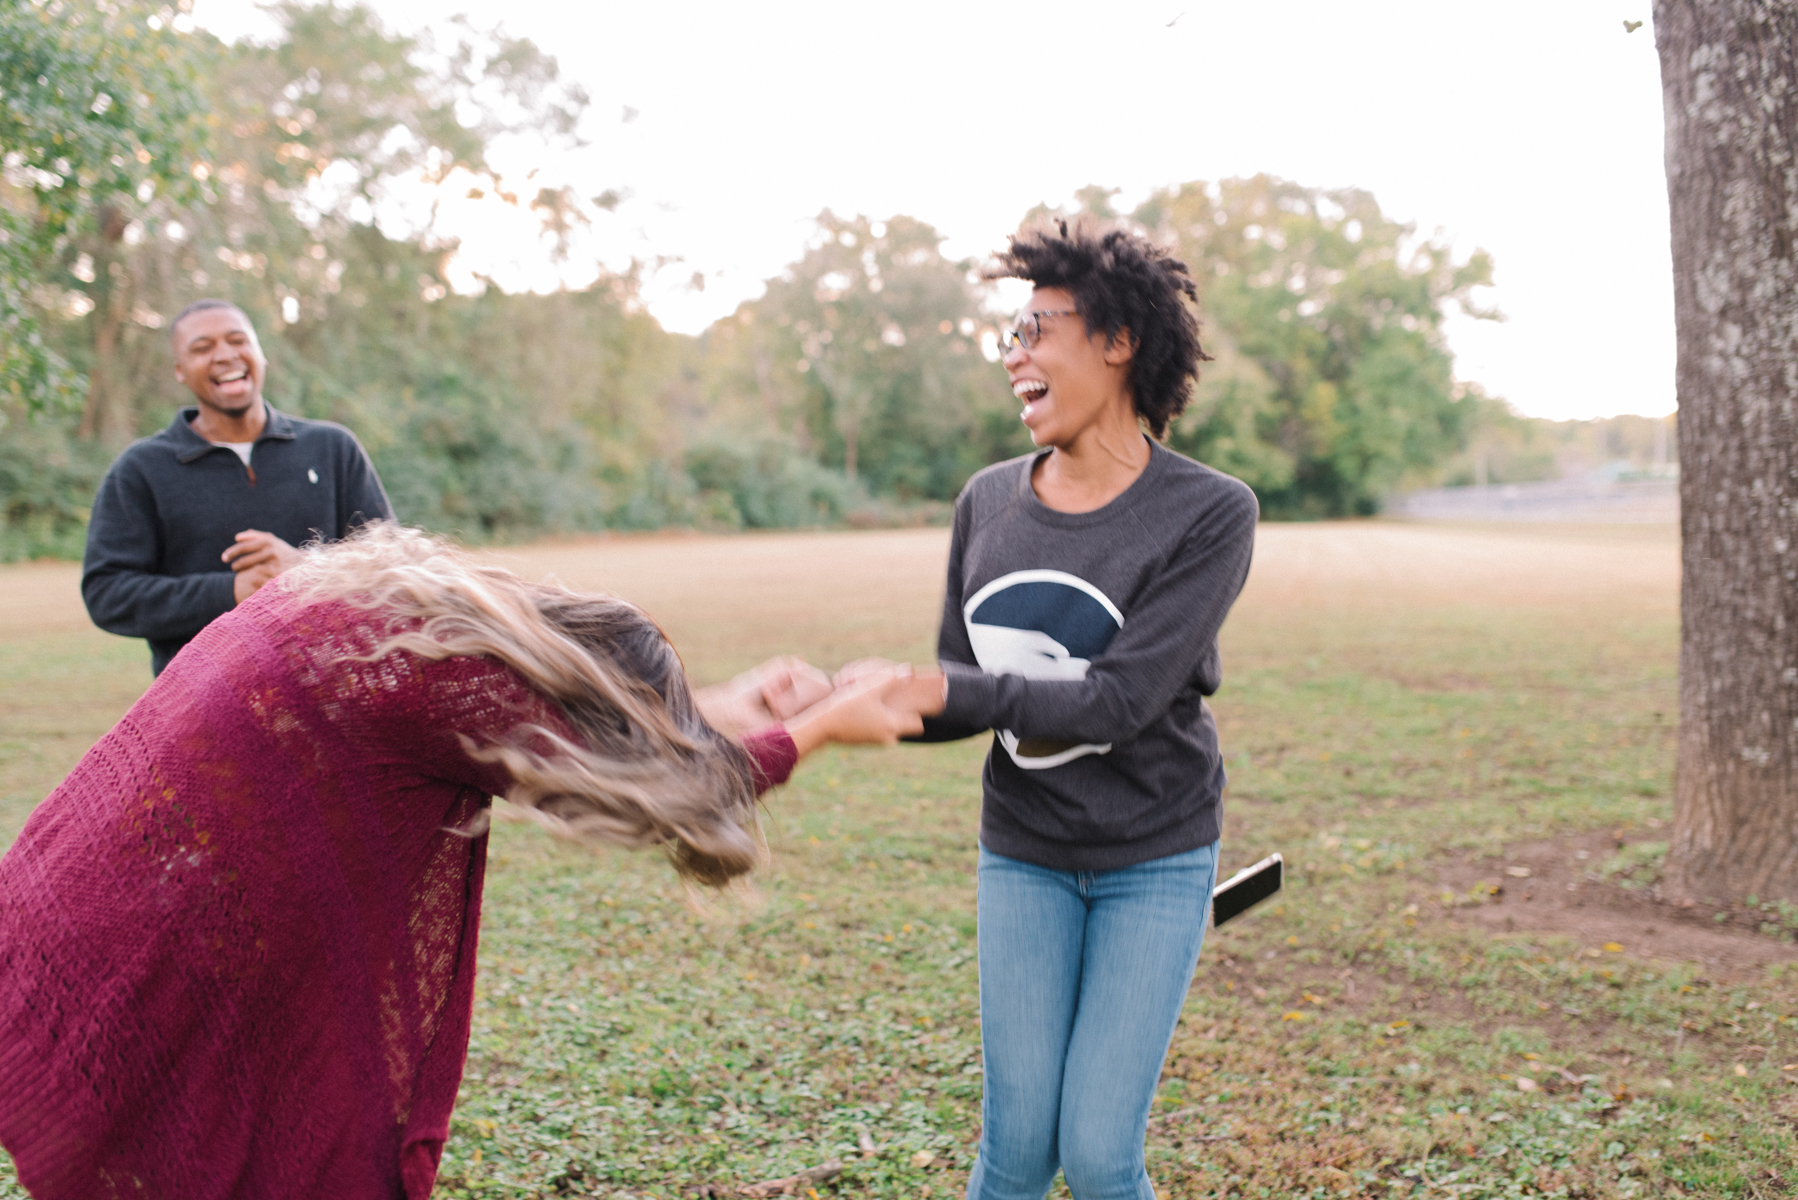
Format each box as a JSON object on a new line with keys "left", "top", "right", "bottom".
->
{"left": 82, "top": 405, "right": 394, "bottom": 674}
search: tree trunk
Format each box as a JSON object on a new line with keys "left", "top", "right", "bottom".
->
{"left": 1654, "top": 0, "right": 1798, "bottom": 905}
{"left": 76, "top": 206, "right": 138, "bottom": 447}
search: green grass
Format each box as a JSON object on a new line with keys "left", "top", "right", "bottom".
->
{"left": 2, "top": 526, "right": 1793, "bottom": 1199}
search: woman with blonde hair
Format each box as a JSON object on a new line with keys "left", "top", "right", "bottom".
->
{"left": 0, "top": 524, "right": 926, "bottom": 1200}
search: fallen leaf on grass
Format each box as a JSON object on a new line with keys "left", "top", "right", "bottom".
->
{"left": 1505, "top": 866, "right": 1532, "bottom": 878}
{"left": 910, "top": 1149, "right": 935, "bottom": 1168}
{"left": 1281, "top": 1010, "right": 1308, "bottom": 1021}
{"left": 1603, "top": 942, "right": 1624, "bottom": 952}
{"left": 1734, "top": 1063, "right": 1749, "bottom": 1076}
{"left": 1516, "top": 1076, "right": 1538, "bottom": 1092}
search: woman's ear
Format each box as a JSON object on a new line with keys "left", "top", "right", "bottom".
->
{"left": 1103, "top": 329, "right": 1136, "bottom": 366}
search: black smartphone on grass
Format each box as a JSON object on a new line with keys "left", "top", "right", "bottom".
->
{"left": 1211, "top": 852, "right": 1283, "bottom": 927}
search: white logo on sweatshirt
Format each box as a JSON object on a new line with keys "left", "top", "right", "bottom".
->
{"left": 962, "top": 569, "right": 1124, "bottom": 769}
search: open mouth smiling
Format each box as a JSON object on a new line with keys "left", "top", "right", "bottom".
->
{"left": 210, "top": 367, "right": 254, "bottom": 397}
{"left": 1012, "top": 379, "right": 1047, "bottom": 402}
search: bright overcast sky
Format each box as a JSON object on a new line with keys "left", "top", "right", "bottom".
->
{"left": 191, "top": 0, "right": 1672, "bottom": 420}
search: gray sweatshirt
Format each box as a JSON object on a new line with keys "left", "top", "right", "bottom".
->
{"left": 920, "top": 440, "right": 1258, "bottom": 871}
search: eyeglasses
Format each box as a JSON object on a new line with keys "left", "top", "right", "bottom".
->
{"left": 997, "top": 309, "right": 1078, "bottom": 355}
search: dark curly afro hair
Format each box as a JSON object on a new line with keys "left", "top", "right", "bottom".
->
{"left": 987, "top": 219, "right": 1209, "bottom": 439}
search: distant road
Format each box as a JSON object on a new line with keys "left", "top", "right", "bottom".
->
{"left": 1389, "top": 478, "right": 1677, "bottom": 524}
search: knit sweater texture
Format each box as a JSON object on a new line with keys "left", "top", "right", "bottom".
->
{"left": 0, "top": 581, "right": 795, "bottom": 1200}
{"left": 921, "top": 441, "right": 1257, "bottom": 871}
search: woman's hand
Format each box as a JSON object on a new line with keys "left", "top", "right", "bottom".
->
{"left": 834, "top": 657, "right": 899, "bottom": 686}
{"left": 695, "top": 656, "right": 834, "bottom": 734}
{"left": 784, "top": 666, "right": 942, "bottom": 757}
{"left": 836, "top": 660, "right": 947, "bottom": 718}
{"left": 755, "top": 655, "right": 836, "bottom": 719}
{"left": 882, "top": 668, "right": 947, "bottom": 719}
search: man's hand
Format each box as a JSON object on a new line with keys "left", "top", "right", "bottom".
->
{"left": 224, "top": 530, "right": 303, "bottom": 604}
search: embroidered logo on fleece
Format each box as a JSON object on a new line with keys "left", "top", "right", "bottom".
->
{"left": 962, "top": 569, "right": 1123, "bottom": 769}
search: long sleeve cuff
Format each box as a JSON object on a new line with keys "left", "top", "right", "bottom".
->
{"left": 743, "top": 726, "right": 799, "bottom": 794}
{"left": 938, "top": 662, "right": 997, "bottom": 730}
{"left": 203, "top": 570, "right": 239, "bottom": 619}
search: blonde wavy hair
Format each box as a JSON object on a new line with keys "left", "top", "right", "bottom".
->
{"left": 289, "top": 524, "right": 761, "bottom": 886}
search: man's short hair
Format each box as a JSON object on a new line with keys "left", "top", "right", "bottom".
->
{"left": 987, "top": 219, "right": 1210, "bottom": 439}
{"left": 169, "top": 298, "right": 251, "bottom": 346}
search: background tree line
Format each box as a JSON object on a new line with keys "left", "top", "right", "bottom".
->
{"left": 3, "top": 0, "right": 1636, "bottom": 561}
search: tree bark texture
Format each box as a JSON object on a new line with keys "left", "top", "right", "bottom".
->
{"left": 76, "top": 206, "right": 139, "bottom": 448}
{"left": 1655, "top": 0, "right": 1798, "bottom": 904}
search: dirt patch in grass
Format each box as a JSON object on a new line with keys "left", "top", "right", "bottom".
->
{"left": 1426, "top": 829, "right": 1798, "bottom": 980}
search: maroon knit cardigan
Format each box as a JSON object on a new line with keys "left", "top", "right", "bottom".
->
{"left": 0, "top": 582, "right": 796, "bottom": 1199}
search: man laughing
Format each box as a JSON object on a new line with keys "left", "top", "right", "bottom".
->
{"left": 82, "top": 299, "right": 394, "bottom": 675}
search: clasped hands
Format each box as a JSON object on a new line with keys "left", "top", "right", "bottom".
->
{"left": 694, "top": 655, "right": 948, "bottom": 756}
{"left": 223, "top": 530, "right": 305, "bottom": 603}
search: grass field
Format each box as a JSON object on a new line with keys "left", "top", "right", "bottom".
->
{"left": 2, "top": 522, "right": 1795, "bottom": 1199}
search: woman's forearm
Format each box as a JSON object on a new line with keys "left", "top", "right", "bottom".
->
{"left": 769, "top": 669, "right": 940, "bottom": 762}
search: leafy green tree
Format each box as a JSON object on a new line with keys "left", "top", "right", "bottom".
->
{"left": 282, "top": 255, "right": 697, "bottom": 539}
{"left": 4, "top": 0, "right": 667, "bottom": 554}
{"left": 1134, "top": 175, "right": 1498, "bottom": 516}
{"left": 2, "top": 5, "right": 1511, "bottom": 557}
{"left": 701, "top": 211, "right": 1026, "bottom": 501}
{"left": 682, "top": 436, "right": 865, "bottom": 529}
{"left": 0, "top": 0, "right": 207, "bottom": 416}
{"left": 64, "top": 0, "right": 589, "bottom": 446}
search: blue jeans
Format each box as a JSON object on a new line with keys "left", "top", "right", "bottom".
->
{"left": 967, "top": 841, "right": 1219, "bottom": 1200}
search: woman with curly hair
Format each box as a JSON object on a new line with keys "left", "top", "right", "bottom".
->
{"left": 0, "top": 525, "right": 927, "bottom": 1200}
{"left": 895, "top": 219, "right": 1260, "bottom": 1199}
